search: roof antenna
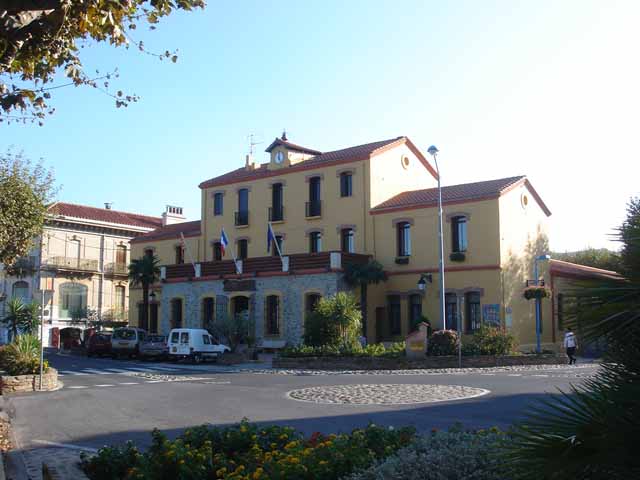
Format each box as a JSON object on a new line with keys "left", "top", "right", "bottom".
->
{"left": 281, "top": 129, "right": 288, "bottom": 141}
{"left": 104, "top": 202, "right": 113, "bottom": 210}
{"left": 247, "top": 133, "right": 262, "bottom": 156}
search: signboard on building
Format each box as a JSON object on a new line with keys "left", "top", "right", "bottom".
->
{"left": 223, "top": 280, "right": 256, "bottom": 292}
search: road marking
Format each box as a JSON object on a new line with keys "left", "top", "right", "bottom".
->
{"left": 104, "top": 368, "right": 133, "bottom": 374}
{"left": 127, "top": 367, "right": 159, "bottom": 372}
{"left": 202, "top": 381, "right": 231, "bottom": 385}
{"left": 530, "top": 374, "right": 549, "bottom": 377}
{"left": 145, "top": 380, "right": 163, "bottom": 383}
{"left": 507, "top": 374, "right": 522, "bottom": 377}
{"left": 118, "top": 382, "right": 139, "bottom": 385}
{"left": 481, "top": 373, "right": 496, "bottom": 376}
{"left": 67, "top": 386, "right": 88, "bottom": 389}
{"left": 95, "top": 384, "right": 115, "bottom": 387}
{"left": 82, "top": 369, "right": 106, "bottom": 375}
{"left": 32, "top": 440, "right": 99, "bottom": 452}
{"left": 149, "top": 366, "right": 179, "bottom": 371}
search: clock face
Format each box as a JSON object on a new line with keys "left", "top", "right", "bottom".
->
{"left": 275, "top": 151, "right": 285, "bottom": 164}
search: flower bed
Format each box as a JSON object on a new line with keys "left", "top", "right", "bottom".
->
{"left": 80, "top": 420, "right": 416, "bottom": 480}
{"left": 280, "top": 342, "right": 405, "bottom": 358}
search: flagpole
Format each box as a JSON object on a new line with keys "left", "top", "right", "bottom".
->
{"left": 222, "top": 228, "right": 241, "bottom": 275}
{"left": 269, "top": 222, "right": 284, "bottom": 264}
{"left": 180, "top": 232, "right": 197, "bottom": 272}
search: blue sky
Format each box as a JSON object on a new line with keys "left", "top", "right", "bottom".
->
{"left": 2, "top": 0, "right": 638, "bottom": 251}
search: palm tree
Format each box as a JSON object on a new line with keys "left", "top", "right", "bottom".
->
{"left": 508, "top": 198, "right": 640, "bottom": 479}
{"left": 128, "top": 254, "right": 160, "bottom": 331}
{"left": 1, "top": 297, "right": 39, "bottom": 339}
{"left": 343, "top": 260, "right": 387, "bottom": 339}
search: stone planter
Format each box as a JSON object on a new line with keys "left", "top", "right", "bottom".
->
{"left": 0, "top": 368, "right": 59, "bottom": 394}
{"left": 273, "top": 354, "right": 567, "bottom": 370}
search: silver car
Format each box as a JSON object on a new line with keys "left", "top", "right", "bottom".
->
{"left": 139, "top": 335, "right": 169, "bottom": 360}
{"left": 111, "top": 327, "right": 147, "bottom": 358}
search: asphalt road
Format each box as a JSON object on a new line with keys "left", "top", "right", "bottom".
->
{"left": 7, "top": 352, "right": 598, "bottom": 452}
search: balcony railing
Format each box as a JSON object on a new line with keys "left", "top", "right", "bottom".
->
{"left": 269, "top": 206, "right": 285, "bottom": 222}
{"left": 305, "top": 200, "right": 322, "bottom": 218}
{"left": 235, "top": 211, "right": 249, "bottom": 226}
{"left": 43, "top": 256, "right": 99, "bottom": 272}
{"left": 104, "top": 262, "right": 128, "bottom": 276}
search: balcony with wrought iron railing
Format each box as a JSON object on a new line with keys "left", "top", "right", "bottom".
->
{"left": 268, "top": 205, "right": 285, "bottom": 222}
{"left": 234, "top": 211, "right": 249, "bottom": 227}
{"left": 305, "top": 200, "right": 322, "bottom": 218}
{"left": 42, "top": 256, "right": 100, "bottom": 273}
{"left": 104, "top": 262, "right": 129, "bottom": 276}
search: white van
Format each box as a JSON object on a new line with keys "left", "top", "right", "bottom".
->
{"left": 167, "top": 328, "right": 230, "bottom": 363}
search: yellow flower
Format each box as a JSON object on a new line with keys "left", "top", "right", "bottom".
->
{"left": 284, "top": 441, "right": 298, "bottom": 450}
{"left": 289, "top": 457, "right": 300, "bottom": 464}
{"left": 216, "top": 467, "right": 227, "bottom": 477}
{"left": 319, "top": 460, "right": 328, "bottom": 466}
{"left": 252, "top": 468, "right": 264, "bottom": 479}
{"left": 241, "top": 425, "right": 248, "bottom": 433}
{"left": 279, "top": 434, "right": 288, "bottom": 440}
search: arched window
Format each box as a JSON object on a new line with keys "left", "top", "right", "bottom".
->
{"left": 265, "top": 295, "right": 280, "bottom": 336}
{"left": 170, "top": 298, "right": 183, "bottom": 329}
{"left": 11, "top": 281, "right": 29, "bottom": 302}
{"left": 59, "top": 283, "right": 88, "bottom": 318}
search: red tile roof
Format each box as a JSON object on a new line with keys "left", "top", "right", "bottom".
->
{"left": 550, "top": 259, "right": 622, "bottom": 281}
{"left": 199, "top": 136, "right": 433, "bottom": 189}
{"left": 48, "top": 202, "right": 163, "bottom": 230}
{"left": 371, "top": 176, "right": 551, "bottom": 216}
{"left": 130, "top": 220, "right": 201, "bottom": 244}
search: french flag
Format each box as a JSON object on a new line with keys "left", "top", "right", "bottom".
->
{"left": 267, "top": 222, "right": 275, "bottom": 254}
{"left": 220, "top": 228, "right": 229, "bottom": 256}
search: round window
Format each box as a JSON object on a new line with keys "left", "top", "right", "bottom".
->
{"left": 401, "top": 155, "right": 410, "bottom": 169}
{"left": 521, "top": 193, "right": 529, "bottom": 209}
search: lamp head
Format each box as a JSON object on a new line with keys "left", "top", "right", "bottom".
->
{"left": 536, "top": 254, "right": 551, "bottom": 261}
{"left": 427, "top": 145, "right": 439, "bottom": 157}
{"left": 417, "top": 273, "right": 433, "bottom": 290}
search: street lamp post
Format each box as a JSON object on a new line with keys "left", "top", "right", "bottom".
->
{"left": 533, "top": 254, "right": 551, "bottom": 353}
{"left": 427, "top": 145, "right": 446, "bottom": 330}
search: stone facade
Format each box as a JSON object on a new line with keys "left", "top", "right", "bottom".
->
{"left": 160, "top": 272, "right": 348, "bottom": 345}
{"left": 273, "top": 354, "right": 567, "bottom": 370}
{"left": 0, "top": 368, "right": 58, "bottom": 394}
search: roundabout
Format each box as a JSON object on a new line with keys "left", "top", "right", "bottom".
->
{"left": 287, "top": 384, "right": 490, "bottom": 405}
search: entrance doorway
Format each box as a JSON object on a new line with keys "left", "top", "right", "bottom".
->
{"left": 231, "top": 296, "right": 249, "bottom": 317}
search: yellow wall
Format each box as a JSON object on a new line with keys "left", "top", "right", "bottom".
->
{"left": 130, "top": 234, "right": 202, "bottom": 266}
{"left": 498, "top": 184, "right": 552, "bottom": 350}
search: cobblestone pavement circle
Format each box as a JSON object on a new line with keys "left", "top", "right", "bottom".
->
{"left": 287, "top": 384, "right": 490, "bottom": 405}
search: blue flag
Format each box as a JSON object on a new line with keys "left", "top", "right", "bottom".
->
{"left": 267, "top": 222, "right": 275, "bottom": 253}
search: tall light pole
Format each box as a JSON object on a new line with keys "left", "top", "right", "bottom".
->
{"left": 427, "top": 145, "right": 446, "bottom": 330}
{"left": 533, "top": 254, "right": 550, "bottom": 353}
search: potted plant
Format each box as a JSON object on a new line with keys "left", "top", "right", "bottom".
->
{"left": 523, "top": 286, "right": 551, "bottom": 300}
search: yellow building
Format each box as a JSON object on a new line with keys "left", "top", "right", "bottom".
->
{"left": 129, "top": 133, "right": 613, "bottom": 351}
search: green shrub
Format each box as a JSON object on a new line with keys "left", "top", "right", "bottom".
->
{"left": 465, "top": 325, "right": 518, "bottom": 356}
{"left": 348, "top": 426, "right": 510, "bottom": 480}
{"left": 427, "top": 330, "right": 459, "bottom": 356}
{"left": 280, "top": 341, "right": 405, "bottom": 358}
{"left": 1, "top": 334, "right": 49, "bottom": 376}
{"left": 81, "top": 419, "right": 416, "bottom": 480}
{"left": 303, "top": 292, "right": 362, "bottom": 348}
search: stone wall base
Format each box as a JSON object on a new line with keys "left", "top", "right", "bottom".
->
{"left": 0, "top": 369, "right": 58, "bottom": 394}
{"left": 274, "top": 355, "right": 567, "bottom": 370}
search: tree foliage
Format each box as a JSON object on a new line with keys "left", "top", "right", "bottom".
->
{"left": 304, "top": 292, "right": 362, "bottom": 348}
{"left": 128, "top": 254, "right": 160, "bottom": 331}
{"left": 508, "top": 197, "right": 640, "bottom": 479}
{"left": 1, "top": 0, "right": 206, "bottom": 124}
{"left": 0, "top": 149, "right": 57, "bottom": 266}
{"left": 343, "top": 260, "right": 387, "bottom": 338}
{"left": 552, "top": 247, "right": 622, "bottom": 273}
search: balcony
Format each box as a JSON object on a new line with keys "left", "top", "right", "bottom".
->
{"left": 43, "top": 256, "right": 99, "bottom": 273}
{"left": 234, "top": 211, "right": 249, "bottom": 227}
{"left": 163, "top": 251, "right": 370, "bottom": 280}
{"left": 269, "top": 206, "right": 285, "bottom": 222}
{"left": 104, "top": 262, "right": 129, "bottom": 276}
{"left": 305, "top": 200, "right": 322, "bottom": 218}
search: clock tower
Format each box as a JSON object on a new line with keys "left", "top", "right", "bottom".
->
{"left": 265, "top": 131, "right": 322, "bottom": 170}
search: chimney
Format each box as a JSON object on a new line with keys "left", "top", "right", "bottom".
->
{"left": 162, "top": 205, "right": 186, "bottom": 226}
{"left": 245, "top": 153, "right": 257, "bottom": 171}
{"left": 104, "top": 202, "right": 113, "bottom": 210}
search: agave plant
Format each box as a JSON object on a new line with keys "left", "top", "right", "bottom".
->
{"left": 507, "top": 198, "right": 640, "bottom": 479}
{"left": 1, "top": 334, "right": 46, "bottom": 376}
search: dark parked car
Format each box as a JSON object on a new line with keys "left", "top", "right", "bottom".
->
{"left": 139, "top": 335, "right": 168, "bottom": 360}
{"left": 86, "top": 333, "right": 112, "bottom": 357}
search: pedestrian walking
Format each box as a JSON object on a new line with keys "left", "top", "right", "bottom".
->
{"left": 564, "top": 328, "right": 578, "bottom": 365}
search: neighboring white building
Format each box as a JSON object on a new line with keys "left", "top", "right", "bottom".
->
{"left": 0, "top": 202, "right": 167, "bottom": 346}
